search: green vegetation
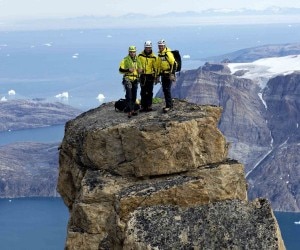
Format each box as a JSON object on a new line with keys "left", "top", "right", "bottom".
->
{"left": 152, "top": 97, "right": 163, "bottom": 104}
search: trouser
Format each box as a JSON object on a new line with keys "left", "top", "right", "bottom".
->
{"left": 123, "top": 79, "right": 138, "bottom": 113}
{"left": 140, "top": 74, "right": 154, "bottom": 109}
{"left": 161, "top": 74, "right": 173, "bottom": 108}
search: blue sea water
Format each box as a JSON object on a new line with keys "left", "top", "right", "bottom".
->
{"left": 1, "top": 24, "right": 300, "bottom": 249}
{"left": 0, "top": 198, "right": 68, "bottom": 250}
{"left": 275, "top": 212, "right": 300, "bottom": 250}
{"left": 0, "top": 125, "right": 65, "bottom": 146}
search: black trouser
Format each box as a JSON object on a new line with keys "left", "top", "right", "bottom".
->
{"left": 140, "top": 74, "right": 154, "bottom": 109}
{"left": 123, "top": 79, "right": 138, "bottom": 113}
{"left": 161, "top": 74, "right": 173, "bottom": 109}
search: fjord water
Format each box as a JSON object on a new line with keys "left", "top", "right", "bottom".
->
{"left": 0, "top": 124, "right": 65, "bottom": 146}
{"left": 1, "top": 24, "right": 300, "bottom": 249}
{"left": 275, "top": 212, "right": 300, "bottom": 249}
{"left": 0, "top": 198, "right": 68, "bottom": 250}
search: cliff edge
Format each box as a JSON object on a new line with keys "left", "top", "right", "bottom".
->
{"left": 57, "top": 99, "right": 285, "bottom": 249}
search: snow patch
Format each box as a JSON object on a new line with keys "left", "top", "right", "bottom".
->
{"left": 228, "top": 55, "right": 300, "bottom": 89}
{"left": 258, "top": 92, "right": 267, "bottom": 109}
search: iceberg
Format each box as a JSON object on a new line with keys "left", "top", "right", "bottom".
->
{"left": 55, "top": 92, "right": 69, "bottom": 99}
{"left": 8, "top": 89, "right": 16, "bottom": 96}
{"left": 96, "top": 93, "right": 105, "bottom": 102}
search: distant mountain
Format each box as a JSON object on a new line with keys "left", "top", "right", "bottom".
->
{"left": 0, "top": 99, "right": 82, "bottom": 132}
{"left": 0, "top": 99, "right": 82, "bottom": 198}
{"left": 0, "top": 142, "right": 59, "bottom": 198}
{"left": 204, "top": 43, "right": 300, "bottom": 63}
{"left": 3, "top": 7, "right": 300, "bottom": 31}
{"left": 157, "top": 7, "right": 300, "bottom": 17}
{"left": 161, "top": 45, "right": 300, "bottom": 211}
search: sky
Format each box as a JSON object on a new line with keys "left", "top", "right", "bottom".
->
{"left": 1, "top": 0, "right": 300, "bottom": 20}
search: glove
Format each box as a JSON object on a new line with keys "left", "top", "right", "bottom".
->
{"left": 169, "top": 74, "right": 176, "bottom": 82}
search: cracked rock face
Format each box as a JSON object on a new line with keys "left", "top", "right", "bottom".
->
{"left": 57, "top": 100, "right": 285, "bottom": 249}
{"left": 124, "top": 199, "right": 284, "bottom": 250}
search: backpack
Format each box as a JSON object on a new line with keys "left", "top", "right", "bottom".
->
{"left": 114, "top": 98, "right": 141, "bottom": 112}
{"left": 164, "top": 49, "right": 182, "bottom": 73}
{"left": 114, "top": 98, "right": 127, "bottom": 112}
{"left": 171, "top": 50, "right": 182, "bottom": 73}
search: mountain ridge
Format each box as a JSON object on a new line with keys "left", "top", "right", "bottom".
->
{"left": 204, "top": 42, "right": 300, "bottom": 63}
{"left": 3, "top": 8, "right": 300, "bottom": 31}
{"left": 0, "top": 100, "right": 81, "bottom": 198}
{"left": 167, "top": 47, "right": 300, "bottom": 211}
{"left": 0, "top": 99, "right": 81, "bottom": 132}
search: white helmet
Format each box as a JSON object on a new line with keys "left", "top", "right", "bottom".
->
{"left": 158, "top": 39, "right": 166, "bottom": 46}
{"left": 144, "top": 41, "right": 152, "bottom": 48}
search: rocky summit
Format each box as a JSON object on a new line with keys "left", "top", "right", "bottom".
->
{"left": 57, "top": 100, "right": 285, "bottom": 249}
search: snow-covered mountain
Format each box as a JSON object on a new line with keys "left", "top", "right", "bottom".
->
{"left": 205, "top": 43, "right": 300, "bottom": 63}
{"left": 228, "top": 54, "right": 300, "bottom": 88}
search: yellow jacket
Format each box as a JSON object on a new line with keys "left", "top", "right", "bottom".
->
{"left": 157, "top": 47, "right": 176, "bottom": 75}
{"left": 119, "top": 55, "right": 143, "bottom": 81}
{"left": 138, "top": 50, "right": 157, "bottom": 77}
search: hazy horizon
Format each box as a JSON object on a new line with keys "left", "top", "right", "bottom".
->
{"left": 1, "top": 8, "right": 300, "bottom": 31}
{"left": 1, "top": 0, "right": 300, "bottom": 31}
{"left": 1, "top": 0, "right": 300, "bottom": 20}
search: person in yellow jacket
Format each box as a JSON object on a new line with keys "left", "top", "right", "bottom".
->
{"left": 157, "top": 39, "right": 177, "bottom": 113}
{"left": 138, "top": 41, "right": 157, "bottom": 112}
{"left": 119, "top": 45, "right": 143, "bottom": 118}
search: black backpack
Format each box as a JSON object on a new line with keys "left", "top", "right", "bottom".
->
{"left": 114, "top": 99, "right": 127, "bottom": 112}
{"left": 164, "top": 49, "right": 182, "bottom": 73}
{"left": 171, "top": 50, "right": 182, "bottom": 72}
{"left": 114, "top": 98, "right": 140, "bottom": 112}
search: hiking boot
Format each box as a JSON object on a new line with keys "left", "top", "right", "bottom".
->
{"left": 132, "top": 111, "right": 138, "bottom": 116}
{"left": 140, "top": 107, "right": 147, "bottom": 112}
{"left": 163, "top": 107, "right": 170, "bottom": 113}
{"left": 147, "top": 107, "right": 153, "bottom": 112}
{"left": 128, "top": 112, "right": 132, "bottom": 118}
